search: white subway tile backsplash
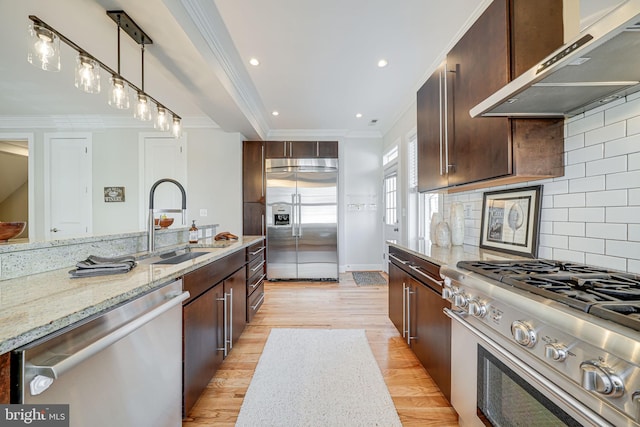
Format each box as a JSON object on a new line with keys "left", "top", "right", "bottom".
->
{"left": 540, "top": 233, "right": 568, "bottom": 249}
{"left": 538, "top": 246, "right": 553, "bottom": 259}
{"left": 552, "top": 249, "right": 585, "bottom": 263}
{"left": 605, "top": 134, "right": 640, "bottom": 157}
{"left": 605, "top": 96, "right": 640, "bottom": 124}
{"left": 629, "top": 259, "right": 640, "bottom": 274}
{"left": 585, "top": 156, "right": 626, "bottom": 177}
{"left": 631, "top": 189, "right": 640, "bottom": 205}
{"left": 567, "top": 144, "right": 604, "bottom": 165}
{"left": 541, "top": 208, "right": 569, "bottom": 222}
{"left": 567, "top": 111, "right": 604, "bottom": 136}
{"left": 586, "top": 254, "right": 627, "bottom": 272}
{"left": 606, "top": 206, "right": 640, "bottom": 224}
{"left": 568, "top": 176, "right": 605, "bottom": 193}
{"left": 553, "top": 193, "right": 585, "bottom": 208}
{"left": 606, "top": 240, "right": 640, "bottom": 260}
{"left": 544, "top": 180, "right": 569, "bottom": 195}
{"left": 606, "top": 170, "right": 640, "bottom": 190}
{"left": 569, "top": 236, "right": 604, "bottom": 254}
{"left": 563, "top": 163, "right": 586, "bottom": 180}
{"left": 539, "top": 221, "right": 553, "bottom": 234}
{"left": 585, "top": 121, "right": 625, "bottom": 146}
{"left": 630, "top": 153, "right": 640, "bottom": 170}
{"left": 553, "top": 222, "right": 585, "bottom": 237}
{"left": 630, "top": 224, "right": 640, "bottom": 241}
{"left": 569, "top": 207, "right": 604, "bottom": 222}
{"left": 564, "top": 133, "right": 585, "bottom": 151}
{"left": 627, "top": 115, "right": 640, "bottom": 136}
{"left": 586, "top": 190, "right": 627, "bottom": 207}
{"left": 586, "top": 223, "right": 627, "bottom": 240}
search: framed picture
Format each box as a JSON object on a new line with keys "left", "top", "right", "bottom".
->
{"left": 479, "top": 185, "right": 543, "bottom": 258}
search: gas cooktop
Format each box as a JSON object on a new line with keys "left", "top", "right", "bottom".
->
{"left": 457, "top": 259, "right": 640, "bottom": 331}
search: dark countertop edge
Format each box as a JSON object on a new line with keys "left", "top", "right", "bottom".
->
{"left": 0, "top": 236, "right": 264, "bottom": 354}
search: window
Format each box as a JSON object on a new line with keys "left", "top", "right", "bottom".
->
{"left": 383, "top": 145, "right": 398, "bottom": 166}
{"left": 384, "top": 173, "right": 397, "bottom": 225}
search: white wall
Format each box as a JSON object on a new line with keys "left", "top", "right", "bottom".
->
{"left": 391, "top": 93, "right": 640, "bottom": 274}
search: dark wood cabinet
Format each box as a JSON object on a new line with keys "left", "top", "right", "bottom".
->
{"left": 243, "top": 141, "right": 264, "bottom": 204}
{"left": 388, "top": 246, "right": 451, "bottom": 402}
{"left": 182, "top": 250, "right": 246, "bottom": 416}
{"left": 417, "top": 0, "right": 564, "bottom": 192}
{"left": 243, "top": 202, "right": 265, "bottom": 236}
{"left": 264, "top": 141, "right": 338, "bottom": 159}
{"left": 246, "top": 239, "right": 266, "bottom": 323}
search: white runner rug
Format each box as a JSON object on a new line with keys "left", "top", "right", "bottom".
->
{"left": 235, "top": 328, "right": 402, "bottom": 427}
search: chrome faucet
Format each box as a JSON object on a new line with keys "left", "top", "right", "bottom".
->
{"left": 148, "top": 178, "right": 187, "bottom": 252}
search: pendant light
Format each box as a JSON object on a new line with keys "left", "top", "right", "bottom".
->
{"left": 108, "top": 13, "right": 130, "bottom": 109}
{"left": 74, "top": 53, "right": 101, "bottom": 93}
{"left": 154, "top": 106, "right": 170, "bottom": 131}
{"left": 27, "top": 23, "right": 61, "bottom": 72}
{"left": 133, "top": 38, "right": 152, "bottom": 121}
{"left": 171, "top": 116, "right": 182, "bottom": 138}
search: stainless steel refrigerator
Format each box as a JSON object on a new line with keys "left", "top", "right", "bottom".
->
{"left": 266, "top": 158, "right": 338, "bottom": 280}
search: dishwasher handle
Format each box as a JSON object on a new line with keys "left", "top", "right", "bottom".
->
{"left": 26, "top": 290, "right": 190, "bottom": 384}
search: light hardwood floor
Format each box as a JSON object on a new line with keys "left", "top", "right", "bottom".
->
{"left": 182, "top": 273, "right": 458, "bottom": 426}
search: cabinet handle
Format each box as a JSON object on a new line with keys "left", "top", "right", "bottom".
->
{"left": 251, "top": 292, "right": 265, "bottom": 310}
{"left": 228, "top": 288, "right": 233, "bottom": 351}
{"left": 389, "top": 254, "right": 409, "bottom": 264}
{"left": 283, "top": 141, "right": 287, "bottom": 157}
{"left": 443, "top": 63, "right": 450, "bottom": 175}
{"left": 402, "top": 283, "right": 407, "bottom": 339}
{"left": 409, "top": 265, "right": 443, "bottom": 288}
{"left": 216, "top": 293, "right": 228, "bottom": 356}
{"left": 249, "top": 246, "right": 265, "bottom": 256}
{"left": 261, "top": 144, "right": 265, "bottom": 197}
{"left": 439, "top": 66, "right": 444, "bottom": 176}
{"left": 251, "top": 274, "right": 266, "bottom": 289}
{"left": 251, "top": 260, "right": 266, "bottom": 273}
{"left": 316, "top": 141, "right": 320, "bottom": 157}
{"left": 405, "top": 285, "right": 416, "bottom": 345}
{"left": 261, "top": 214, "right": 265, "bottom": 236}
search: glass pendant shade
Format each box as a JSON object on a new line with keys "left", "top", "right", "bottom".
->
{"left": 74, "top": 53, "right": 101, "bottom": 93}
{"left": 108, "top": 76, "right": 130, "bottom": 109}
{"left": 27, "top": 24, "right": 61, "bottom": 72}
{"left": 154, "top": 106, "right": 170, "bottom": 131}
{"left": 134, "top": 93, "right": 152, "bottom": 121}
{"left": 171, "top": 116, "right": 182, "bottom": 138}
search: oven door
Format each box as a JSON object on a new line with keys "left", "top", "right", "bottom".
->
{"left": 445, "top": 308, "right": 612, "bottom": 427}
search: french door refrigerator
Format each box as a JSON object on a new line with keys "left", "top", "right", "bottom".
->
{"left": 266, "top": 158, "right": 338, "bottom": 280}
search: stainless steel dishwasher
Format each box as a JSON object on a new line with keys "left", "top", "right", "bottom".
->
{"left": 12, "top": 279, "right": 189, "bottom": 427}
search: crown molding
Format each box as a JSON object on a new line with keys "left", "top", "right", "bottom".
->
{"left": 0, "top": 115, "right": 219, "bottom": 130}
{"left": 267, "top": 128, "right": 383, "bottom": 139}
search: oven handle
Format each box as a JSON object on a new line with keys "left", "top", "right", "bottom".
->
{"left": 444, "top": 308, "right": 611, "bottom": 427}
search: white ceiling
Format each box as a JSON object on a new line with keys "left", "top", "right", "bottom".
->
{"left": 1, "top": 0, "right": 500, "bottom": 140}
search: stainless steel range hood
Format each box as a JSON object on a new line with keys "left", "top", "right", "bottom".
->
{"left": 470, "top": 0, "right": 640, "bottom": 118}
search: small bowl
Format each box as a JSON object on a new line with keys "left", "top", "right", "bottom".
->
{"left": 0, "top": 222, "right": 27, "bottom": 242}
{"left": 154, "top": 218, "right": 174, "bottom": 229}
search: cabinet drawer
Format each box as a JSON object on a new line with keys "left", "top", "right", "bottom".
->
{"left": 248, "top": 256, "right": 265, "bottom": 277}
{"left": 246, "top": 240, "right": 266, "bottom": 262}
{"left": 247, "top": 268, "right": 266, "bottom": 297}
{"left": 183, "top": 250, "right": 245, "bottom": 304}
{"left": 388, "top": 246, "right": 442, "bottom": 292}
{"left": 247, "top": 282, "right": 265, "bottom": 323}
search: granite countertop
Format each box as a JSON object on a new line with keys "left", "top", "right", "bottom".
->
{"left": 0, "top": 235, "right": 263, "bottom": 354}
{"left": 387, "top": 239, "right": 527, "bottom": 267}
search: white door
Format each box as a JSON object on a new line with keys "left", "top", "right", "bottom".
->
{"left": 139, "top": 135, "right": 187, "bottom": 229}
{"left": 383, "top": 170, "right": 401, "bottom": 253}
{"left": 44, "top": 133, "right": 92, "bottom": 240}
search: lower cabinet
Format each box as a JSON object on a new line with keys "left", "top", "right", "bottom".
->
{"left": 246, "top": 239, "right": 266, "bottom": 322}
{"left": 182, "top": 250, "right": 247, "bottom": 416}
{"left": 388, "top": 246, "right": 451, "bottom": 402}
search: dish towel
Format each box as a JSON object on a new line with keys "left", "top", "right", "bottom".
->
{"left": 69, "top": 255, "right": 137, "bottom": 278}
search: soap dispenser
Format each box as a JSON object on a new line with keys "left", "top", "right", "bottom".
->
{"left": 189, "top": 220, "right": 198, "bottom": 243}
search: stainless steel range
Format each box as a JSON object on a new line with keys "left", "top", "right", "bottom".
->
{"left": 440, "top": 259, "right": 640, "bottom": 427}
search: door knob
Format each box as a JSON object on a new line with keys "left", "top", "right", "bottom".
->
{"left": 50, "top": 228, "right": 60, "bottom": 232}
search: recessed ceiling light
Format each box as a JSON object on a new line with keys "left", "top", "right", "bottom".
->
{"left": 377, "top": 59, "right": 388, "bottom": 68}
{"left": 249, "top": 58, "right": 260, "bottom": 66}
{"left": 355, "top": 113, "right": 363, "bottom": 118}
{"left": 272, "top": 111, "right": 279, "bottom": 116}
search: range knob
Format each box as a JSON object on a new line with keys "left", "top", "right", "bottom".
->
{"left": 544, "top": 343, "right": 568, "bottom": 362}
{"left": 442, "top": 285, "right": 454, "bottom": 301}
{"left": 453, "top": 291, "right": 469, "bottom": 309}
{"left": 511, "top": 320, "right": 537, "bottom": 348}
{"left": 580, "top": 360, "right": 624, "bottom": 397}
{"left": 468, "top": 298, "right": 487, "bottom": 318}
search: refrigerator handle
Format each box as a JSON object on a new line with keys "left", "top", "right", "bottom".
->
{"left": 291, "top": 194, "right": 297, "bottom": 237}
{"left": 297, "top": 193, "right": 302, "bottom": 237}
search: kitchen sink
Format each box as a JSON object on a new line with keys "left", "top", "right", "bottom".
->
{"left": 152, "top": 251, "right": 209, "bottom": 265}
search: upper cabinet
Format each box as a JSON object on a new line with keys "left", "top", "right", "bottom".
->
{"left": 418, "top": 0, "right": 565, "bottom": 193}
{"left": 265, "top": 141, "right": 338, "bottom": 159}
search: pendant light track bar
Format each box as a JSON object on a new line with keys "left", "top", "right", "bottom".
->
{"left": 27, "top": 14, "right": 180, "bottom": 120}
{"left": 106, "top": 10, "right": 152, "bottom": 45}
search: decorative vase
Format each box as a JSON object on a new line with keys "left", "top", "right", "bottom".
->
{"left": 435, "top": 221, "right": 451, "bottom": 248}
{"left": 450, "top": 202, "right": 465, "bottom": 246}
{"left": 429, "top": 212, "right": 443, "bottom": 243}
